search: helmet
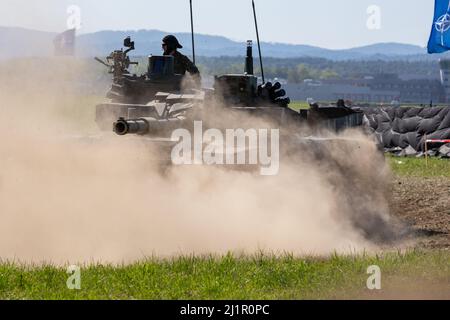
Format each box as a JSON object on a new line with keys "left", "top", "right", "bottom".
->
{"left": 162, "top": 35, "right": 183, "bottom": 50}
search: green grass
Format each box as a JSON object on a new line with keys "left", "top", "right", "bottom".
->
{"left": 388, "top": 155, "right": 450, "bottom": 178}
{"left": 289, "top": 101, "right": 310, "bottom": 111}
{"left": 0, "top": 250, "right": 448, "bottom": 300}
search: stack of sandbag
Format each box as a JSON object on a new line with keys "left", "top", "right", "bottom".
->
{"left": 356, "top": 106, "right": 450, "bottom": 157}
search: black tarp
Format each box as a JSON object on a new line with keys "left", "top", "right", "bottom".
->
{"left": 357, "top": 106, "right": 450, "bottom": 157}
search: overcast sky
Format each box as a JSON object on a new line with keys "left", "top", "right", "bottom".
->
{"left": 1, "top": 0, "right": 436, "bottom": 49}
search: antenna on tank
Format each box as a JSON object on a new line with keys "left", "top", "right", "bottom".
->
{"left": 189, "top": 0, "right": 196, "bottom": 65}
{"left": 252, "top": 0, "right": 265, "bottom": 84}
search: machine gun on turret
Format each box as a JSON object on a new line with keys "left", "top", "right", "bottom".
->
{"left": 95, "top": 37, "right": 139, "bottom": 82}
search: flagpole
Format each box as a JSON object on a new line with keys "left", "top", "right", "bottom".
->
{"left": 189, "top": 0, "right": 196, "bottom": 65}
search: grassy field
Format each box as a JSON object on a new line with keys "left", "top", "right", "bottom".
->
{"left": 388, "top": 155, "right": 450, "bottom": 178}
{"left": 0, "top": 250, "right": 448, "bottom": 300}
{"left": 289, "top": 101, "right": 310, "bottom": 111}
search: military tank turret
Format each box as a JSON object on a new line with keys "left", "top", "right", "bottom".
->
{"left": 94, "top": 36, "right": 299, "bottom": 138}
{"left": 93, "top": 0, "right": 365, "bottom": 142}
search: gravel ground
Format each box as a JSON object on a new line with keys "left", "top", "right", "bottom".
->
{"left": 389, "top": 176, "right": 450, "bottom": 249}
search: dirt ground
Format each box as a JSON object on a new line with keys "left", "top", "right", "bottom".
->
{"left": 390, "top": 176, "right": 450, "bottom": 249}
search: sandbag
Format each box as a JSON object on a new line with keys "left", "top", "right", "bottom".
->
{"left": 356, "top": 106, "right": 450, "bottom": 156}
{"left": 397, "top": 116, "right": 421, "bottom": 134}
{"left": 417, "top": 117, "right": 442, "bottom": 135}
{"left": 438, "top": 110, "right": 450, "bottom": 130}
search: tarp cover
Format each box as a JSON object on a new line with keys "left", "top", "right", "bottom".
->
{"left": 358, "top": 106, "right": 450, "bottom": 157}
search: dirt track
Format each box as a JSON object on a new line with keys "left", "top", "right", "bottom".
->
{"left": 390, "top": 176, "right": 450, "bottom": 249}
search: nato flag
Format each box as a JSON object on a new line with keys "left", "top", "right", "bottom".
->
{"left": 428, "top": 0, "right": 450, "bottom": 53}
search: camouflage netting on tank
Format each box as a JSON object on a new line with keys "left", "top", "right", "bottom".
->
{"left": 359, "top": 106, "right": 450, "bottom": 157}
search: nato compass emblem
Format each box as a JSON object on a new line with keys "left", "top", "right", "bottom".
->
{"left": 435, "top": 13, "right": 450, "bottom": 33}
{"left": 435, "top": 6, "right": 450, "bottom": 46}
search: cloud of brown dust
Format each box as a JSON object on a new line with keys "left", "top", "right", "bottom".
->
{"left": 0, "top": 58, "right": 403, "bottom": 264}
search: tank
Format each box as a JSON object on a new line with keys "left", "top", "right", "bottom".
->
{"left": 94, "top": 37, "right": 394, "bottom": 242}
{"left": 95, "top": 38, "right": 363, "bottom": 139}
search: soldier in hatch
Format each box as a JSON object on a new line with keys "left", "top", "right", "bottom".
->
{"left": 162, "top": 35, "right": 200, "bottom": 77}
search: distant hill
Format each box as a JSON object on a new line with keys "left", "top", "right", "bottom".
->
{"left": 0, "top": 26, "right": 446, "bottom": 61}
{"left": 342, "top": 43, "right": 426, "bottom": 56}
{"left": 0, "top": 27, "right": 55, "bottom": 59}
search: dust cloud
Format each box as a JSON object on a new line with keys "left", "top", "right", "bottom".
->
{"left": 0, "top": 57, "right": 402, "bottom": 264}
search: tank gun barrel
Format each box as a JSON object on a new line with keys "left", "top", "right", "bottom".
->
{"left": 114, "top": 117, "right": 150, "bottom": 135}
{"left": 113, "top": 117, "right": 186, "bottom": 136}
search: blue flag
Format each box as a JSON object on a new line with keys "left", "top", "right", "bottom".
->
{"left": 428, "top": 0, "right": 450, "bottom": 53}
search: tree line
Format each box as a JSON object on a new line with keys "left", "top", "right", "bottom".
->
{"left": 195, "top": 56, "right": 440, "bottom": 83}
